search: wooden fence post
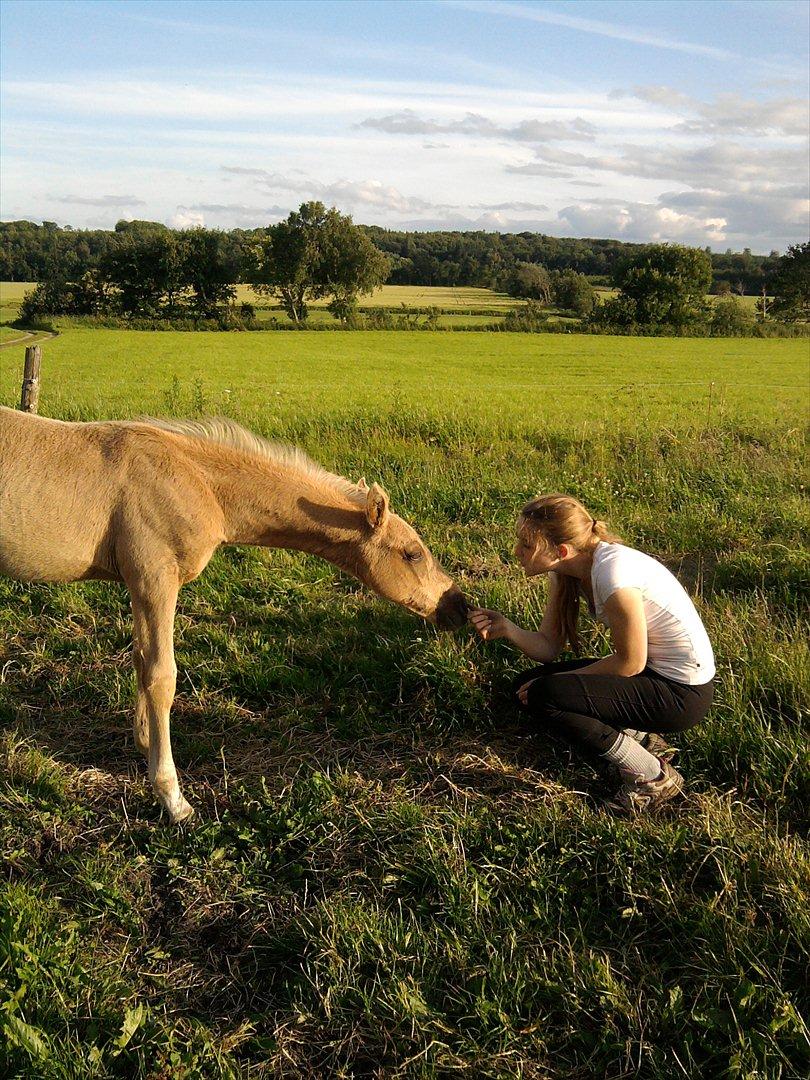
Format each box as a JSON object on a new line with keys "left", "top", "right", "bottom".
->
{"left": 20, "top": 345, "right": 42, "bottom": 413}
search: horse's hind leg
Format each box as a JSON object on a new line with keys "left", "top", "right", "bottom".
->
{"left": 130, "top": 576, "right": 193, "bottom": 823}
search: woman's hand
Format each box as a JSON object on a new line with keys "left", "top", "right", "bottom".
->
{"left": 516, "top": 679, "right": 539, "bottom": 705}
{"left": 468, "top": 607, "right": 516, "bottom": 642}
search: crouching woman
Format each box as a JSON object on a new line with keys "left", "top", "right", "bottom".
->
{"left": 469, "top": 494, "right": 715, "bottom": 814}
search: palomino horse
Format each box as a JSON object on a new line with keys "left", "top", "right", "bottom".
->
{"left": 0, "top": 407, "right": 468, "bottom": 822}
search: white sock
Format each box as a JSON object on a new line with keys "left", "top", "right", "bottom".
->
{"left": 601, "top": 732, "right": 662, "bottom": 782}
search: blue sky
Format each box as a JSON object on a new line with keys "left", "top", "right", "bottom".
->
{"left": 1, "top": 0, "right": 808, "bottom": 251}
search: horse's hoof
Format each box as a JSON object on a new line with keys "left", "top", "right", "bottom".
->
{"left": 160, "top": 795, "right": 195, "bottom": 824}
{"left": 170, "top": 799, "right": 195, "bottom": 825}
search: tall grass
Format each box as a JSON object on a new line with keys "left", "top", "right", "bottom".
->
{"left": 1, "top": 334, "right": 808, "bottom": 1077}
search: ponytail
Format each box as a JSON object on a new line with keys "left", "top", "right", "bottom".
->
{"left": 555, "top": 573, "right": 583, "bottom": 653}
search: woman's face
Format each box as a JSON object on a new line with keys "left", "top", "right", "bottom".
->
{"left": 514, "top": 530, "right": 560, "bottom": 576}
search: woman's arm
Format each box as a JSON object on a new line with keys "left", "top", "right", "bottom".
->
{"left": 469, "top": 574, "right": 567, "bottom": 661}
{"left": 561, "top": 587, "right": 648, "bottom": 677}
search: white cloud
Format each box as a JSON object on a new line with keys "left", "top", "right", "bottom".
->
{"left": 178, "top": 202, "right": 289, "bottom": 227}
{"left": 170, "top": 209, "right": 205, "bottom": 228}
{"left": 221, "top": 168, "right": 453, "bottom": 215}
{"left": 514, "top": 140, "right": 808, "bottom": 189}
{"left": 1, "top": 54, "right": 806, "bottom": 250}
{"left": 504, "top": 162, "right": 575, "bottom": 179}
{"left": 609, "top": 85, "right": 692, "bottom": 109}
{"left": 557, "top": 199, "right": 728, "bottom": 245}
{"left": 472, "top": 201, "right": 549, "bottom": 211}
{"left": 660, "top": 186, "right": 810, "bottom": 247}
{"left": 614, "top": 85, "right": 809, "bottom": 136}
{"left": 358, "top": 109, "right": 596, "bottom": 142}
{"left": 0, "top": 73, "right": 670, "bottom": 129}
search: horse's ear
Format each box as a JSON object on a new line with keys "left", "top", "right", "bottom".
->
{"left": 366, "top": 483, "right": 389, "bottom": 529}
{"left": 356, "top": 476, "right": 369, "bottom": 492}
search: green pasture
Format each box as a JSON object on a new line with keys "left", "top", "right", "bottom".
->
{"left": 0, "top": 281, "right": 30, "bottom": 302}
{"left": 1, "top": 328, "right": 806, "bottom": 431}
{"left": 1, "top": 320, "right": 808, "bottom": 1077}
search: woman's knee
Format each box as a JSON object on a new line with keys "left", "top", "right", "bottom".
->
{"left": 525, "top": 673, "right": 575, "bottom": 713}
{"left": 510, "top": 667, "right": 548, "bottom": 700}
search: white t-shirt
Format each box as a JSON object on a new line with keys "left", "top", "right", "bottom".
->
{"left": 590, "top": 542, "right": 715, "bottom": 685}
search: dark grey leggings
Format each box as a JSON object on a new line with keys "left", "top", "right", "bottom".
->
{"left": 513, "top": 658, "right": 714, "bottom": 757}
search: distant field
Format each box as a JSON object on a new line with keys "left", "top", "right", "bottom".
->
{"left": 1, "top": 313, "right": 808, "bottom": 1076}
{"left": 0, "top": 280, "right": 30, "bottom": 324}
{"left": 0, "top": 281, "right": 518, "bottom": 317}
{"left": 0, "top": 282, "right": 519, "bottom": 332}
{"left": 236, "top": 283, "right": 519, "bottom": 311}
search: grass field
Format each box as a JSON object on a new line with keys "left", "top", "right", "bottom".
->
{"left": 0, "top": 318, "right": 808, "bottom": 1077}
{"left": 1, "top": 327, "right": 805, "bottom": 427}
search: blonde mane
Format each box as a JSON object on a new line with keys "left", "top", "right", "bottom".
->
{"left": 141, "top": 417, "right": 368, "bottom": 506}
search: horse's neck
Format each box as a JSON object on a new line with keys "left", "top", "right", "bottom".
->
{"left": 211, "top": 458, "right": 364, "bottom": 568}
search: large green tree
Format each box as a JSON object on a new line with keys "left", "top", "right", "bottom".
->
{"left": 179, "top": 229, "right": 237, "bottom": 317}
{"left": 613, "top": 244, "right": 713, "bottom": 329}
{"left": 770, "top": 242, "right": 809, "bottom": 323}
{"left": 502, "top": 261, "right": 552, "bottom": 303}
{"left": 319, "top": 215, "right": 390, "bottom": 323}
{"left": 551, "top": 269, "right": 596, "bottom": 316}
{"left": 252, "top": 202, "right": 389, "bottom": 323}
{"left": 101, "top": 227, "right": 184, "bottom": 316}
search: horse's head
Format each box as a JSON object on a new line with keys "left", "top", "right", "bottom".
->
{"left": 355, "top": 481, "right": 468, "bottom": 630}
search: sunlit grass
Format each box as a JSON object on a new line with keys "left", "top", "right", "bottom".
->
{"left": 1, "top": 325, "right": 805, "bottom": 431}
{"left": 0, "top": 321, "right": 808, "bottom": 1077}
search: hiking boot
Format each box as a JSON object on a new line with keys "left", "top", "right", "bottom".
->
{"left": 601, "top": 733, "right": 676, "bottom": 785}
{"left": 604, "top": 758, "right": 684, "bottom": 817}
{"left": 641, "top": 732, "right": 676, "bottom": 759}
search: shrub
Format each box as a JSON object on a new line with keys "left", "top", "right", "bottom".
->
{"left": 499, "top": 300, "right": 552, "bottom": 332}
{"left": 551, "top": 270, "right": 597, "bottom": 317}
{"left": 710, "top": 297, "right": 755, "bottom": 337}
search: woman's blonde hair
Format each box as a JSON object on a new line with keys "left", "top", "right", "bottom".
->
{"left": 518, "top": 493, "right": 621, "bottom": 652}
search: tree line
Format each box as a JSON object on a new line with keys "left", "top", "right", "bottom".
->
{"left": 1, "top": 215, "right": 786, "bottom": 296}
{"left": 16, "top": 205, "right": 390, "bottom": 326}
{"left": 7, "top": 208, "right": 807, "bottom": 333}
{"left": 495, "top": 243, "right": 806, "bottom": 336}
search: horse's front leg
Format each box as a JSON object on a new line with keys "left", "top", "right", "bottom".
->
{"left": 132, "top": 633, "right": 149, "bottom": 758}
{"left": 130, "top": 577, "right": 193, "bottom": 823}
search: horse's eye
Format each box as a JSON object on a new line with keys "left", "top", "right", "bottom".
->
{"left": 403, "top": 548, "right": 423, "bottom": 564}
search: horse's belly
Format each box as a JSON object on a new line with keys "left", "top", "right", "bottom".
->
{"left": 0, "top": 500, "right": 113, "bottom": 582}
{"left": 0, "top": 532, "right": 103, "bottom": 581}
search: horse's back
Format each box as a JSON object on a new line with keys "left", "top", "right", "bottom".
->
{"left": 0, "top": 410, "right": 224, "bottom": 585}
{"left": 0, "top": 408, "right": 126, "bottom": 581}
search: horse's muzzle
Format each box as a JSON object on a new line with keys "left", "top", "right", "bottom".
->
{"left": 434, "top": 587, "right": 469, "bottom": 630}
